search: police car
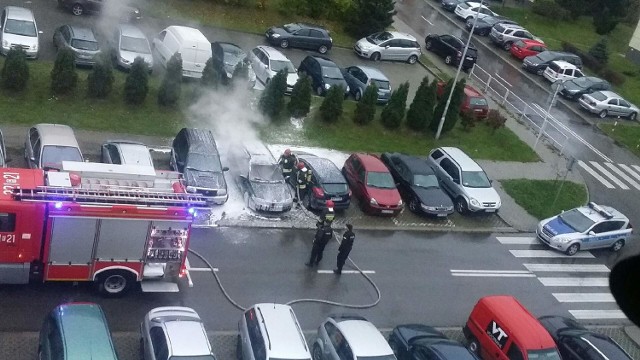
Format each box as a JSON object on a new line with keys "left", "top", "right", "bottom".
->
{"left": 536, "top": 202, "right": 632, "bottom": 256}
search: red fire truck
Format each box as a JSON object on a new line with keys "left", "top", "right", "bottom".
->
{"left": 0, "top": 161, "right": 209, "bottom": 297}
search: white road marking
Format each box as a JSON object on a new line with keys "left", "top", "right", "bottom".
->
{"left": 421, "top": 15, "right": 434, "bottom": 25}
{"left": 524, "top": 264, "right": 610, "bottom": 272}
{"left": 538, "top": 277, "right": 609, "bottom": 287}
{"left": 618, "top": 164, "right": 640, "bottom": 182}
{"left": 633, "top": 165, "right": 640, "bottom": 175}
{"left": 553, "top": 293, "right": 615, "bottom": 303}
{"left": 451, "top": 273, "right": 536, "bottom": 277}
{"left": 188, "top": 267, "right": 219, "bottom": 272}
{"left": 510, "top": 250, "right": 594, "bottom": 258}
{"left": 317, "top": 270, "right": 375, "bottom": 274}
{"left": 496, "top": 236, "right": 538, "bottom": 245}
{"left": 450, "top": 269, "right": 535, "bottom": 277}
{"left": 604, "top": 163, "right": 640, "bottom": 190}
{"left": 590, "top": 161, "right": 630, "bottom": 189}
{"left": 569, "top": 310, "right": 627, "bottom": 320}
{"left": 578, "top": 161, "right": 615, "bottom": 188}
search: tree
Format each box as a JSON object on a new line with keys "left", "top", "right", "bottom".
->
{"left": 353, "top": 84, "right": 378, "bottom": 125}
{"left": 486, "top": 109, "right": 507, "bottom": 133}
{"left": 259, "top": 70, "right": 287, "bottom": 118}
{"left": 380, "top": 82, "right": 410, "bottom": 130}
{"left": 460, "top": 110, "right": 476, "bottom": 131}
{"left": 1, "top": 48, "right": 29, "bottom": 91}
{"left": 87, "top": 54, "right": 114, "bottom": 98}
{"left": 344, "top": 0, "right": 396, "bottom": 39}
{"left": 51, "top": 48, "right": 78, "bottom": 95}
{"left": 158, "top": 52, "right": 183, "bottom": 106}
{"left": 430, "top": 79, "right": 466, "bottom": 134}
{"left": 319, "top": 85, "right": 345, "bottom": 123}
{"left": 201, "top": 57, "right": 222, "bottom": 89}
{"left": 288, "top": 75, "right": 312, "bottom": 117}
{"left": 593, "top": 6, "right": 619, "bottom": 35}
{"left": 124, "top": 57, "right": 149, "bottom": 105}
{"left": 406, "top": 77, "right": 437, "bottom": 131}
{"left": 588, "top": 37, "right": 609, "bottom": 64}
{"left": 430, "top": 79, "right": 453, "bottom": 132}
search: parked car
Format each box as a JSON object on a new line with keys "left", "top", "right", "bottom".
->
{"left": 380, "top": 153, "right": 454, "bottom": 217}
{"left": 389, "top": 324, "right": 478, "bottom": 360}
{"left": 424, "top": 34, "right": 477, "bottom": 71}
{"left": 579, "top": 90, "right": 639, "bottom": 120}
{"left": 558, "top": 76, "right": 610, "bottom": 101}
{"left": 342, "top": 153, "right": 403, "bottom": 216}
{"left": 342, "top": 65, "right": 392, "bottom": 104}
{"left": 1, "top": 6, "right": 39, "bottom": 58}
{"left": 171, "top": 128, "right": 229, "bottom": 205}
{"left": 436, "top": 82, "right": 489, "bottom": 119}
{"left": 111, "top": 23, "right": 152, "bottom": 71}
{"left": 490, "top": 24, "right": 541, "bottom": 51}
{"left": 153, "top": 26, "right": 212, "bottom": 79}
{"left": 538, "top": 316, "right": 633, "bottom": 360}
{"left": 141, "top": 307, "right": 216, "bottom": 360}
{"left": 100, "top": 140, "right": 154, "bottom": 167}
{"left": 297, "top": 154, "right": 351, "bottom": 211}
{"left": 211, "top": 41, "right": 256, "bottom": 85}
{"left": 466, "top": 15, "right": 517, "bottom": 36}
{"left": 510, "top": 39, "right": 547, "bottom": 60}
{"left": 298, "top": 55, "right": 349, "bottom": 96}
{"left": 265, "top": 23, "right": 332, "bottom": 54}
{"left": 442, "top": 0, "right": 468, "bottom": 12}
{"left": 455, "top": 2, "right": 497, "bottom": 22}
{"left": 52, "top": 24, "right": 101, "bottom": 66}
{"left": 543, "top": 60, "right": 584, "bottom": 83}
{"left": 522, "top": 51, "right": 583, "bottom": 76}
{"left": 249, "top": 45, "right": 299, "bottom": 93}
{"left": 239, "top": 152, "right": 293, "bottom": 213}
{"left": 354, "top": 31, "right": 421, "bottom": 64}
{"left": 238, "top": 304, "right": 311, "bottom": 360}
{"left": 427, "top": 147, "right": 500, "bottom": 214}
{"left": 25, "top": 124, "right": 84, "bottom": 170}
{"left": 312, "top": 314, "right": 395, "bottom": 360}
{"left": 0, "top": 128, "right": 6, "bottom": 167}
{"left": 536, "top": 202, "right": 632, "bottom": 255}
{"left": 57, "top": 0, "right": 141, "bottom": 21}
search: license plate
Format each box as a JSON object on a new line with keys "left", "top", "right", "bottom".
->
{"left": 466, "top": 57, "right": 473, "bottom": 60}
{"left": 485, "top": 209, "right": 496, "bottom": 213}
{"left": 381, "top": 210, "right": 394, "bottom": 214}
{"left": 437, "top": 213, "right": 447, "bottom": 217}
{"left": 331, "top": 197, "right": 342, "bottom": 201}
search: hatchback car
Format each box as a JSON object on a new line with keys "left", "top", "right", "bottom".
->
{"left": 298, "top": 154, "right": 351, "bottom": 211}
{"left": 312, "top": 314, "right": 395, "bottom": 360}
{"left": 425, "top": 34, "right": 477, "bottom": 71}
{"left": 389, "top": 324, "right": 478, "bottom": 360}
{"left": 381, "top": 153, "right": 454, "bottom": 217}
{"left": 579, "top": 90, "right": 639, "bottom": 120}
{"left": 0, "top": 6, "right": 39, "bottom": 58}
{"left": 141, "top": 307, "right": 216, "bottom": 360}
{"left": 454, "top": 2, "right": 497, "bottom": 21}
{"left": 522, "top": 51, "right": 583, "bottom": 76}
{"left": 538, "top": 316, "right": 632, "bottom": 360}
{"left": 240, "top": 152, "right": 293, "bottom": 213}
{"left": 559, "top": 76, "right": 610, "bottom": 101}
{"left": 436, "top": 82, "right": 489, "bottom": 119}
{"left": 342, "top": 65, "right": 392, "bottom": 104}
{"left": 171, "top": 128, "right": 229, "bottom": 205}
{"left": 490, "top": 23, "right": 541, "bottom": 51}
{"left": 211, "top": 41, "right": 256, "bottom": 85}
{"left": 466, "top": 15, "right": 517, "bottom": 36}
{"left": 536, "top": 202, "right": 632, "bottom": 256}
{"left": 101, "top": 140, "right": 154, "bottom": 167}
{"left": 58, "top": 0, "right": 141, "bottom": 20}
{"left": 354, "top": 31, "right": 421, "bottom": 64}
{"left": 543, "top": 60, "right": 584, "bottom": 83}
{"left": 112, "top": 23, "right": 152, "bottom": 71}
{"left": 298, "top": 55, "right": 349, "bottom": 96}
{"left": 53, "top": 24, "right": 100, "bottom": 66}
{"left": 25, "top": 124, "right": 84, "bottom": 170}
{"left": 510, "top": 39, "right": 547, "bottom": 60}
{"left": 265, "top": 23, "right": 333, "bottom": 54}
{"left": 342, "top": 153, "right": 403, "bottom": 216}
{"left": 249, "top": 45, "right": 299, "bottom": 93}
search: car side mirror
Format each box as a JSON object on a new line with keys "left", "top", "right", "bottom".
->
{"left": 30, "top": 156, "right": 36, "bottom": 162}
{"left": 589, "top": 231, "right": 596, "bottom": 236}
{"left": 38, "top": 30, "right": 43, "bottom": 34}
{"left": 385, "top": 45, "right": 390, "bottom": 49}
{"left": 490, "top": 179, "right": 493, "bottom": 184}
{"left": 222, "top": 166, "right": 230, "bottom": 172}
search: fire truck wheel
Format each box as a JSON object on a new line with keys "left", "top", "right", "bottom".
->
{"left": 96, "top": 270, "right": 134, "bottom": 297}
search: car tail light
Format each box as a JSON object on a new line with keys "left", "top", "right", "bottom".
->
{"left": 312, "top": 187, "right": 325, "bottom": 198}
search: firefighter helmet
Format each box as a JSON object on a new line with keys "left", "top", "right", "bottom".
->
{"left": 284, "top": 148, "right": 291, "bottom": 156}
{"left": 297, "top": 162, "right": 305, "bottom": 169}
{"left": 326, "top": 200, "right": 335, "bottom": 208}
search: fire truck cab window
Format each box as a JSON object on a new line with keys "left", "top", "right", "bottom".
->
{"left": 0, "top": 213, "right": 16, "bottom": 232}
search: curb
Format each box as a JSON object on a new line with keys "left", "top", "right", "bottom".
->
{"left": 624, "top": 326, "right": 640, "bottom": 347}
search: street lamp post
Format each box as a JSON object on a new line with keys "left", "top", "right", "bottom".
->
{"left": 434, "top": 3, "right": 484, "bottom": 140}
{"left": 534, "top": 80, "right": 562, "bottom": 149}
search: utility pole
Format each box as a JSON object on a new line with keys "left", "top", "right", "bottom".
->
{"left": 534, "top": 80, "right": 561, "bottom": 149}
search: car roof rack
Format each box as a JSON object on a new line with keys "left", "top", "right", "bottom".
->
{"left": 587, "top": 202, "right": 614, "bottom": 219}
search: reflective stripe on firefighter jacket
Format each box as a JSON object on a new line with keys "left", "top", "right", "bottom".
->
{"left": 279, "top": 155, "right": 297, "bottom": 173}
{"left": 296, "top": 171, "right": 308, "bottom": 190}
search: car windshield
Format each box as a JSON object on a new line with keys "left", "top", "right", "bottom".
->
{"left": 71, "top": 39, "right": 99, "bottom": 51}
{"left": 536, "top": 51, "right": 556, "bottom": 62}
{"left": 270, "top": 60, "right": 296, "bottom": 73}
{"left": 221, "top": 45, "right": 246, "bottom": 63}
{"left": 372, "top": 79, "right": 390, "bottom": 90}
{"left": 590, "top": 91, "right": 607, "bottom": 101}
{"left": 186, "top": 152, "right": 222, "bottom": 172}
{"left": 324, "top": 183, "right": 348, "bottom": 194}
{"left": 322, "top": 66, "right": 343, "bottom": 79}
{"left": 282, "top": 23, "right": 301, "bottom": 33}
{"left": 514, "top": 40, "right": 525, "bottom": 48}
{"left": 470, "top": 97, "right": 488, "bottom": 106}
{"left": 169, "top": 356, "right": 216, "bottom": 360}
{"left": 4, "top": 19, "right": 37, "bottom": 37}
{"left": 527, "top": 349, "right": 562, "bottom": 360}
{"left": 461, "top": 171, "right": 491, "bottom": 188}
{"left": 413, "top": 174, "right": 439, "bottom": 188}
{"left": 120, "top": 35, "right": 150, "bottom": 53}
{"left": 484, "top": 17, "right": 500, "bottom": 25}
{"left": 558, "top": 209, "right": 596, "bottom": 232}
{"left": 569, "top": 77, "right": 595, "bottom": 89}
{"left": 367, "top": 171, "right": 396, "bottom": 189}
{"left": 250, "top": 164, "right": 282, "bottom": 183}
{"left": 41, "top": 146, "right": 83, "bottom": 169}
{"left": 358, "top": 355, "right": 397, "bottom": 360}
{"left": 366, "top": 32, "right": 394, "bottom": 45}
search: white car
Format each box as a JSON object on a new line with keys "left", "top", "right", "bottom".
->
{"left": 536, "top": 202, "right": 632, "bottom": 256}
{"left": 1, "top": 6, "right": 39, "bottom": 58}
{"left": 543, "top": 60, "right": 584, "bottom": 83}
{"left": 454, "top": 2, "right": 497, "bottom": 21}
{"left": 249, "top": 45, "right": 299, "bottom": 93}
{"left": 113, "top": 24, "right": 153, "bottom": 71}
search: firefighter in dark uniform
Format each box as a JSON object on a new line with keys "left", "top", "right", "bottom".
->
{"left": 306, "top": 222, "right": 333, "bottom": 266}
{"left": 293, "top": 161, "right": 309, "bottom": 204}
{"left": 278, "top": 148, "right": 297, "bottom": 182}
{"left": 334, "top": 224, "right": 355, "bottom": 274}
{"left": 317, "top": 200, "right": 336, "bottom": 227}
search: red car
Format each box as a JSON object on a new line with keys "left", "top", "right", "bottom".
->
{"left": 510, "top": 39, "right": 547, "bottom": 60}
{"left": 437, "top": 82, "right": 489, "bottom": 119}
{"left": 342, "top": 153, "right": 403, "bottom": 216}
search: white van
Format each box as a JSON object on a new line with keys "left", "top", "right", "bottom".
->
{"left": 0, "top": 6, "right": 39, "bottom": 58}
{"left": 543, "top": 60, "right": 584, "bottom": 83}
{"left": 153, "top": 26, "right": 211, "bottom": 79}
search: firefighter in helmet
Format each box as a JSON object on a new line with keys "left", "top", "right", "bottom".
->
{"left": 278, "top": 148, "right": 298, "bottom": 182}
{"left": 294, "top": 161, "right": 309, "bottom": 204}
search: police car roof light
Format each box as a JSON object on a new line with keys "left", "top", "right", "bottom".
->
{"left": 587, "top": 202, "right": 613, "bottom": 219}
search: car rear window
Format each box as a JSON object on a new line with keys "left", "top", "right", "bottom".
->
{"left": 465, "top": 48, "right": 477, "bottom": 57}
{"left": 372, "top": 79, "right": 390, "bottom": 90}
{"left": 324, "top": 183, "right": 348, "bottom": 194}
{"left": 494, "top": 23, "right": 506, "bottom": 32}
{"left": 514, "top": 40, "right": 525, "bottom": 48}
{"left": 459, "top": 2, "right": 470, "bottom": 9}
{"left": 548, "top": 62, "right": 561, "bottom": 72}
{"left": 470, "top": 97, "right": 487, "bottom": 106}
{"left": 590, "top": 91, "right": 607, "bottom": 101}
{"left": 72, "top": 39, "right": 99, "bottom": 51}
{"left": 526, "top": 349, "right": 561, "bottom": 360}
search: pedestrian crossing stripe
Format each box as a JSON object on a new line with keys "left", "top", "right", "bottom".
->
{"left": 509, "top": 249, "right": 594, "bottom": 258}
{"left": 523, "top": 263, "right": 610, "bottom": 272}
{"left": 578, "top": 161, "right": 640, "bottom": 190}
{"left": 578, "top": 161, "right": 614, "bottom": 188}
{"left": 552, "top": 293, "right": 615, "bottom": 302}
{"left": 569, "top": 310, "right": 627, "bottom": 320}
{"left": 604, "top": 163, "right": 640, "bottom": 190}
{"left": 589, "top": 162, "right": 630, "bottom": 189}
{"left": 496, "top": 236, "right": 538, "bottom": 245}
{"left": 538, "top": 277, "right": 609, "bottom": 286}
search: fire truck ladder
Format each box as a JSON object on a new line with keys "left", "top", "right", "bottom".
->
{"left": 13, "top": 186, "right": 210, "bottom": 208}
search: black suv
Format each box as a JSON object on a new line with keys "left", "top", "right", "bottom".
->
{"left": 298, "top": 55, "right": 349, "bottom": 96}
{"left": 424, "top": 34, "right": 477, "bottom": 71}
{"left": 171, "top": 128, "right": 229, "bottom": 205}
{"left": 522, "top": 50, "right": 583, "bottom": 76}
{"left": 265, "top": 23, "right": 332, "bottom": 54}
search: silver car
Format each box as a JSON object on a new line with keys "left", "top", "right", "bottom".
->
{"left": 354, "top": 31, "right": 421, "bottom": 64}
{"left": 101, "top": 140, "right": 154, "bottom": 167}
{"left": 0, "top": 6, "right": 39, "bottom": 58}
{"left": 312, "top": 314, "right": 396, "bottom": 360}
{"left": 141, "top": 307, "right": 216, "bottom": 360}
{"left": 25, "top": 123, "right": 84, "bottom": 170}
{"left": 240, "top": 152, "right": 294, "bottom": 213}
{"left": 342, "top": 65, "right": 392, "bottom": 104}
{"left": 112, "top": 23, "right": 153, "bottom": 71}
{"left": 579, "top": 90, "right": 639, "bottom": 121}
{"left": 53, "top": 24, "right": 101, "bottom": 66}
{"left": 249, "top": 45, "right": 298, "bottom": 93}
